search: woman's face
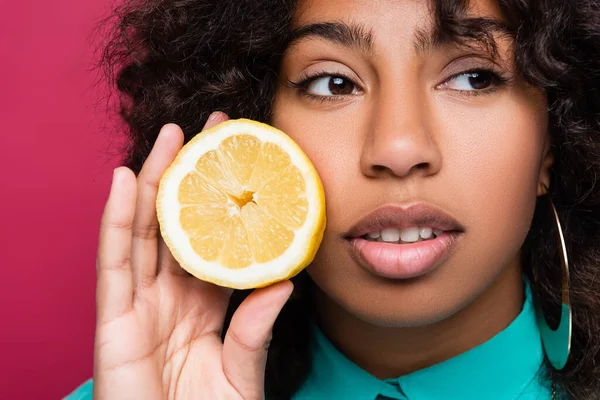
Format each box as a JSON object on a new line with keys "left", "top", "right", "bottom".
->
{"left": 271, "top": 0, "right": 550, "bottom": 327}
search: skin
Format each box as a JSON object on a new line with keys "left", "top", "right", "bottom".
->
{"left": 93, "top": 0, "right": 552, "bottom": 398}
{"left": 272, "top": 0, "right": 552, "bottom": 378}
{"left": 94, "top": 114, "right": 294, "bottom": 400}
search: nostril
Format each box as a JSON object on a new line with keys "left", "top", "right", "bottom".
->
{"left": 368, "top": 160, "right": 435, "bottom": 178}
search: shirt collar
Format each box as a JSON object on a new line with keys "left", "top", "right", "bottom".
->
{"left": 293, "top": 282, "right": 550, "bottom": 400}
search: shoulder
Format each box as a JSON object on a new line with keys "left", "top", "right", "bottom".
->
{"left": 63, "top": 379, "right": 93, "bottom": 400}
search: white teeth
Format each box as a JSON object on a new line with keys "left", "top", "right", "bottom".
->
{"left": 367, "top": 231, "right": 380, "bottom": 239}
{"left": 364, "top": 227, "right": 443, "bottom": 242}
{"left": 400, "top": 227, "right": 420, "bottom": 243}
{"left": 381, "top": 228, "right": 401, "bottom": 242}
{"left": 419, "top": 227, "right": 433, "bottom": 239}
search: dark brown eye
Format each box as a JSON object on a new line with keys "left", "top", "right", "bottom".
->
{"left": 306, "top": 75, "right": 357, "bottom": 96}
{"left": 329, "top": 77, "right": 354, "bottom": 95}
{"left": 467, "top": 71, "right": 492, "bottom": 89}
{"left": 446, "top": 70, "right": 499, "bottom": 91}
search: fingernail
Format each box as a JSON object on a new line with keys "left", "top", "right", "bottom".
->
{"left": 159, "top": 123, "right": 174, "bottom": 136}
{"left": 207, "top": 111, "right": 222, "bottom": 123}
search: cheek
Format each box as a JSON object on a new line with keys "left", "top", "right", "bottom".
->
{"left": 439, "top": 94, "right": 547, "bottom": 274}
{"left": 271, "top": 97, "right": 363, "bottom": 234}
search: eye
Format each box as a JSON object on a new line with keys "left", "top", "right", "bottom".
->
{"left": 305, "top": 75, "right": 358, "bottom": 96}
{"left": 444, "top": 70, "right": 501, "bottom": 91}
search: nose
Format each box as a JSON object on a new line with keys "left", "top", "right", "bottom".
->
{"left": 360, "top": 85, "right": 442, "bottom": 179}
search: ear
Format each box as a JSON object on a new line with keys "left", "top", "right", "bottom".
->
{"left": 537, "top": 141, "right": 554, "bottom": 197}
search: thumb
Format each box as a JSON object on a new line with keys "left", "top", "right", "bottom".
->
{"left": 222, "top": 280, "right": 294, "bottom": 399}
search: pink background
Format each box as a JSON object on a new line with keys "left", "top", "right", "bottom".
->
{"left": 1, "top": 1, "right": 120, "bottom": 398}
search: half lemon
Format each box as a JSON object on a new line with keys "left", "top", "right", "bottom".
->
{"left": 156, "top": 119, "right": 326, "bottom": 289}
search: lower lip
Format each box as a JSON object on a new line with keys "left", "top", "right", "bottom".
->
{"left": 350, "top": 232, "right": 461, "bottom": 279}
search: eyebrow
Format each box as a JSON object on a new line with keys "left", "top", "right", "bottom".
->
{"left": 414, "top": 17, "right": 514, "bottom": 54}
{"left": 288, "top": 22, "right": 374, "bottom": 55}
{"left": 287, "top": 18, "right": 513, "bottom": 56}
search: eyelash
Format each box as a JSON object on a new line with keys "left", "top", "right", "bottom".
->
{"left": 286, "top": 70, "right": 359, "bottom": 103}
{"left": 286, "top": 68, "right": 511, "bottom": 102}
{"left": 446, "top": 68, "right": 511, "bottom": 97}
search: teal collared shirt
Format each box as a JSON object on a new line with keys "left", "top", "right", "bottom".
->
{"left": 293, "top": 282, "right": 552, "bottom": 400}
{"left": 65, "top": 283, "right": 552, "bottom": 399}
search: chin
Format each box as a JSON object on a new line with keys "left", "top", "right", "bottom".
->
{"left": 338, "top": 281, "right": 473, "bottom": 328}
{"left": 346, "top": 291, "right": 470, "bottom": 328}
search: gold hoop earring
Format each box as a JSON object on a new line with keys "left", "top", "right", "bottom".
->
{"left": 535, "top": 183, "right": 572, "bottom": 370}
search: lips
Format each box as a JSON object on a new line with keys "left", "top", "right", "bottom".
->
{"left": 344, "top": 203, "right": 465, "bottom": 239}
{"left": 344, "top": 204, "right": 465, "bottom": 279}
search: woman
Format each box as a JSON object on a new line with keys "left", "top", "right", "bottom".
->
{"left": 67, "top": 0, "right": 600, "bottom": 398}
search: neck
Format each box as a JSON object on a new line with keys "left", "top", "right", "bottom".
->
{"left": 313, "top": 262, "right": 525, "bottom": 379}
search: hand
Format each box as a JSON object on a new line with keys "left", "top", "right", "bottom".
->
{"left": 93, "top": 112, "right": 293, "bottom": 400}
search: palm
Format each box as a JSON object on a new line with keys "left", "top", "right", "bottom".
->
{"left": 95, "top": 270, "right": 242, "bottom": 399}
{"left": 93, "top": 116, "right": 292, "bottom": 400}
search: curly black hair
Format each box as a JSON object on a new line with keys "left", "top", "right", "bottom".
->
{"left": 98, "top": 0, "right": 600, "bottom": 398}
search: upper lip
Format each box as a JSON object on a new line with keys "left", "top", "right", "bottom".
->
{"left": 344, "top": 203, "right": 466, "bottom": 239}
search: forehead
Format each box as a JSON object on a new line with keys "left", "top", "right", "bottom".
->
{"left": 293, "top": 0, "right": 506, "bottom": 32}
{"left": 289, "top": 0, "right": 510, "bottom": 59}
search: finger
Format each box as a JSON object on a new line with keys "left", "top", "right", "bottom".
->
{"left": 158, "top": 111, "right": 230, "bottom": 276}
{"left": 222, "top": 281, "right": 294, "bottom": 399}
{"left": 131, "top": 123, "right": 184, "bottom": 289}
{"left": 96, "top": 167, "right": 137, "bottom": 323}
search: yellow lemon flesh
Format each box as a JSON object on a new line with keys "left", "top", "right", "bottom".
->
{"left": 156, "top": 119, "right": 326, "bottom": 289}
